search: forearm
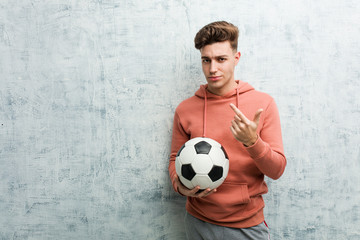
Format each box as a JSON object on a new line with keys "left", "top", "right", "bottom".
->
{"left": 169, "top": 112, "right": 190, "bottom": 193}
{"left": 168, "top": 153, "right": 179, "bottom": 192}
{"left": 245, "top": 136, "right": 286, "bottom": 180}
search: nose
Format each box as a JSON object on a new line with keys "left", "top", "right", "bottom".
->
{"left": 210, "top": 62, "right": 217, "bottom": 74}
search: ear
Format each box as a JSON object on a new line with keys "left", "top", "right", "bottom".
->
{"left": 234, "top": 51, "right": 241, "bottom": 65}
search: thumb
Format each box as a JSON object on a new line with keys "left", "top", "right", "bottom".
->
{"left": 253, "top": 109, "right": 263, "bottom": 125}
{"left": 173, "top": 173, "right": 179, "bottom": 182}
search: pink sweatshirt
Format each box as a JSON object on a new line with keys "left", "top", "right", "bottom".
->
{"left": 169, "top": 80, "right": 286, "bottom": 228}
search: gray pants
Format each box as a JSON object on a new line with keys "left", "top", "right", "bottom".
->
{"left": 184, "top": 212, "right": 270, "bottom": 240}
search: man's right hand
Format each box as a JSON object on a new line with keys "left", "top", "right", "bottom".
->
{"left": 174, "top": 174, "right": 217, "bottom": 198}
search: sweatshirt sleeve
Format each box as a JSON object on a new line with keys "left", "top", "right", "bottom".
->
{"left": 245, "top": 98, "right": 286, "bottom": 180}
{"left": 168, "top": 111, "right": 190, "bottom": 193}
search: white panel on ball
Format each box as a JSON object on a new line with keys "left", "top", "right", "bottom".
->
{"left": 191, "top": 175, "right": 213, "bottom": 190}
{"left": 179, "top": 176, "right": 194, "bottom": 189}
{"left": 178, "top": 147, "right": 197, "bottom": 164}
{"left": 191, "top": 155, "right": 213, "bottom": 174}
{"left": 222, "top": 158, "right": 230, "bottom": 177}
{"left": 175, "top": 158, "right": 182, "bottom": 177}
{"left": 209, "top": 148, "right": 228, "bottom": 166}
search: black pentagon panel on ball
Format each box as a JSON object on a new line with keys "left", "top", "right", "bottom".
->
{"left": 181, "top": 164, "right": 196, "bottom": 181}
{"left": 208, "top": 166, "right": 223, "bottom": 182}
{"left": 176, "top": 144, "right": 186, "bottom": 157}
{"left": 194, "top": 141, "right": 212, "bottom": 154}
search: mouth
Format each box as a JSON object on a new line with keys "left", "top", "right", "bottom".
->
{"left": 208, "top": 76, "right": 222, "bottom": 81}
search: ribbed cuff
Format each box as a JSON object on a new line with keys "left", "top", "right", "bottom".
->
{"left": 244, "top": 136, "right": 269, "bottom": 160}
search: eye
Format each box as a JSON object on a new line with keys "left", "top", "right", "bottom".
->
{"left": 218, "top": 58, "right": 227, "bottom": 62}
{"left": 202, "top": 59, "right": 210, "bottom": 63}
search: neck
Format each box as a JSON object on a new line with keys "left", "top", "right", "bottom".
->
{"left": 207, "top": 80, "right": 238, "bottom": 96}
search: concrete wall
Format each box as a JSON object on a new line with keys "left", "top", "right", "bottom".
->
{"left": 1, "top": 0, "right": 359, "bottom": 239}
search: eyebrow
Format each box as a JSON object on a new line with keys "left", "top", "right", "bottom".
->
{"left": 201, "top": 55, "right": 228, "bottom": 59}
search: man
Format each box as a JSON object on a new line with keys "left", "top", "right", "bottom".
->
{"left": 168, "top": 21, "right": 286, "bottom": 240}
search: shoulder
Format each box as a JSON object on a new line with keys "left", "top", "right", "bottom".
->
{"left": 250, "top": 90, "right": 281, "bottom": 118}
{"left": 175, "top": 95, "right": 203, "bottom": 114}
{"left": 246, "top": 89, "right": 275, "bottom": 106}
{"left": 253, "top": 88, "right": 273, "bottom": 98}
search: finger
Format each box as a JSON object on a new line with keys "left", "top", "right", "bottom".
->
{"left": 231, "top": 119, "right": 244, "bottom": 132}
{"left": 230, "top": 125, "right": 236, "bottom": 137}
{"left": 174, "top": 175, "right": 186, "bottom": 191}
{"left": 174, "top": 174, "right": 183, "bottom": 186}
{"left": 175, "top": 174, "right": 196, "bottom": 195}
{"left": 196, "top": 188, "right": 213, "bottom": 198}
{"left": 174, "top": 174, "right": 180, "bottom": 185}
{"left": 189, "top": 186, "right": 201, "bottom": 196}
{"left": 253, "top": 109, "right": 263, "bottom": 125}
{"left": 174, "top": 176, "right": 187, "bottom": 195}
{"left": 230, "top": 125, "right": 241, "bottom": 141}
{"left": 195, "top": 188, "right": 208, "bottom": 198}
{"left": 230, "top": 103, "right": 250, "bottom": 124}
{"left": 202, "top": 188, "right": 217, "bottom": 197}
{"left": 234, "top": 114, "right": 242, "bottom": 122}
{"left": 230, "top": 122, "right": 240, "bottom": 136}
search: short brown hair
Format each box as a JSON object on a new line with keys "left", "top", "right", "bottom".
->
{"left": 194, "top": 21, "right": 239, "bottom": 51}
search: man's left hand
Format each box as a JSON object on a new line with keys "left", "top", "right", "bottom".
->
{"left": 230, "top": 103, "right": 263, "bottom": 147}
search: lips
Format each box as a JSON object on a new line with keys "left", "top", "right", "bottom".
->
{"left": 208, "top": 76, "right": 222, "bottom": 81}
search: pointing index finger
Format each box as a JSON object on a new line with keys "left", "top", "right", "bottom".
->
{"left": 230, "top": 103, "right": 249, "bottom": 124}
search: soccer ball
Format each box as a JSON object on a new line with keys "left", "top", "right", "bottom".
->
{"left": 175, "top": 137, "right": 229, "bottom": 190}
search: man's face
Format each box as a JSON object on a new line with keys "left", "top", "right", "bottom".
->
{"left": 200, "top": 41, "right": 240, "bottom": 96}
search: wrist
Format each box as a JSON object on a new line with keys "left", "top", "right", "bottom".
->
{"left": 244, "top": 135, "right": 258, "bottom": 147}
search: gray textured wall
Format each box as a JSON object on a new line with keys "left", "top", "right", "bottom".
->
{"left": 1, "top": 0, "right": 359, "bottom": 239}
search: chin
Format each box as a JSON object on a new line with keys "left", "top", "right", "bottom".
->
{"left": 208, "top": 81, "right": 223, "bottom": 87}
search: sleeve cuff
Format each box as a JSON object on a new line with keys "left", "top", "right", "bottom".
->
{"left": 244, "top": 136, "right": 269, "bottom": 160}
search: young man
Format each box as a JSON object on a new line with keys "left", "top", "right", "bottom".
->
{"left": 168, "top": 21, "right": 286, "bottom": 239}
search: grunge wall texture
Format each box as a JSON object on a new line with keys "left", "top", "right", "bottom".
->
{"left": 1, "top": 0, "right": 359, "bottom": 239}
